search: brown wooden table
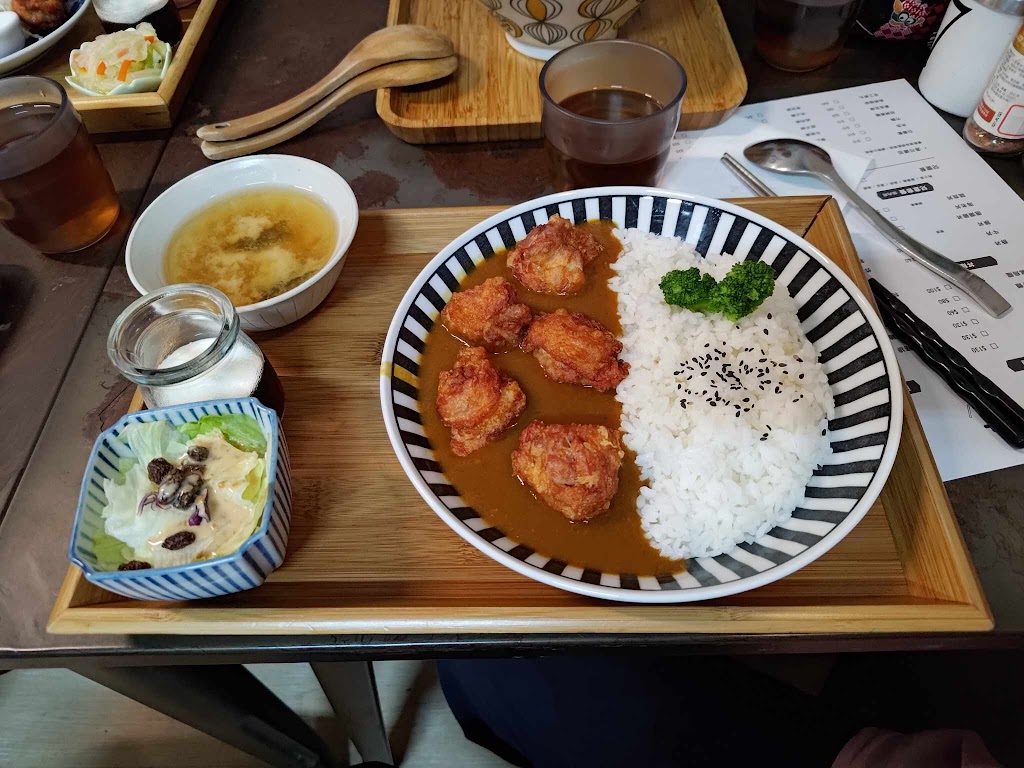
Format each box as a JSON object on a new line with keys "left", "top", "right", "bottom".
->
{"left": 2, "top": 0, "right": 1023, "bottom": 670}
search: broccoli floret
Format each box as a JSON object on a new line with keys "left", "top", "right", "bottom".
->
{"left": 659, "top": 261, "right": 776, "bottom": 321}
{"left": 711, "top": 261, "right": 776, "bottom": 321}
{"left": 659, "top": 268, "right": 719, "bottom": 313}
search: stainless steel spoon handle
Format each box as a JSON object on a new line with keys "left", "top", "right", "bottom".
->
{"left": 821, "top": 170, "right": 1012, "bottom": 319}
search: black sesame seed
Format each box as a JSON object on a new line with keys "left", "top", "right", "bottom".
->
{"left": 798, "top": 373, "right": 804, "bottom": 380}
{"left": 763, "top": 328, "right": 769, "bottom": 335}
{"left": 768, "top": 425, "right": 773, "bottom": 430}
{"left": 795, "top": 356, "right": 802, "bottom": 362}
{"left": 710, "top": 402, "right": 717, "bottom": 407}
{"left": 793, "top": 398, "right": 800, "bottom": 403}
{"left": 821, "top": 429, "right": 827, "bottom": 436}
{"left": 775, "top": 386, "right": 782, "bottom": 394}
{"left": 735, "top": 411, "right": 740, "bottom": 418}
{"left": 704, "top": 343, "right": 710, "bottom": 348}
{"left": 767, "top": 313, "right": 772, "bottom": 320}
{"left": 743, "top": 397, "right": 750, "bottom": 403}
{"left": 760, "top": 436, "right": 768, "bottom": 441}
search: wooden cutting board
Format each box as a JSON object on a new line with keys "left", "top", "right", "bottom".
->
{"left": 376, "top": 0, "right": 748, "bottom": 143}
{"left": 49, "top": 196, "right": 991, "bottom": 636}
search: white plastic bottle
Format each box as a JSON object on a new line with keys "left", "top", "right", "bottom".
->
{"left": 919, "top": 0, "right": 1024, "bottom": 117}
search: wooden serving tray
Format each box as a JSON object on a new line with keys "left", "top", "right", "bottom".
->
{"left": 49, "top": 196, "right": 992, "bottom": 635}
{"left": 25, "top": 0, "right": 228, "bottom": 133}
{"left": 376, "top": 0, "right": 747, "bottom": 143}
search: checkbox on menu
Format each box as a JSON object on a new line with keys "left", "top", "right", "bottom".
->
{"left": 981, "top": 331, "right": 989, "bottom": 337}
{"left": 991, "top": 343, "right": 999, "bottom": 349}
{"left": 944, "top": 284, "right": 952, "bottom": 290}
{"left": 971, "top": 318, "right": 980, "bottom": 324}
{"left": 953, "top": 296, "right": 962, "bottom": 301}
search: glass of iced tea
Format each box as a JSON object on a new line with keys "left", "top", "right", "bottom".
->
{"left": 540, "top": 40, "right": 686, "bottom": 191}
{"left": 0, "top": 77, "right": 120, "bottom": 254}
{"left": 755, "top": 0, "right": 863, "bottom": 72}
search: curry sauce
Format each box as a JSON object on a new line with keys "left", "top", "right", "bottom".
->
{"left": 418, "top": 222, "right": 684, "bottom": 576}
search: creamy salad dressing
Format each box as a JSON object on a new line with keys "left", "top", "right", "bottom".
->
{"left": 127, "top": 430, "right": 263, "bottom": 568}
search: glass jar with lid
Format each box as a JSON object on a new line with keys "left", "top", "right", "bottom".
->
{"left": 107, "top": 284, "right": 286, "bottom": 413}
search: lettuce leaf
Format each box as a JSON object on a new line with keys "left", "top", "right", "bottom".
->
{"left": 90, "top": 530, "right": 135, "bottom": 571}
{"left": 120, "top": 420, "right": 188, "bottom": 466}
{"left": 178, "top": 414, "right": 267, "bottom": 455}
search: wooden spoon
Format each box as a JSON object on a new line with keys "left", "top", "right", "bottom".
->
{"left": 196, "top": 25, "right": 454, "bottom": 142}
{"left": 200, "top": 56, "right": 459, "bottom": 161}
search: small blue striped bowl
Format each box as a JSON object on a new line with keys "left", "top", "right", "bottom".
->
{"left": 69, "top": 398, "right": 291, "bottom": 601}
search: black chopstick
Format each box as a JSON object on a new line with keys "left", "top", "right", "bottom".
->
{"left": 869, "top": 278, "right": 1024, "bottom": 449}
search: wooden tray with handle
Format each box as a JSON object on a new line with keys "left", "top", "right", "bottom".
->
{"left": 25, "top": 0, "right": 228, "bottom": 133}
{"left": 376, "top": 0, "right": 748, "bottom": 144}
{"left": 48, "top": 196, "right": 992, "bottom": 636}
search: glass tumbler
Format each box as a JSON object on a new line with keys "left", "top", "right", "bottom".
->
{"left": 754, "top": 0, "right": 864, "bottom": 72}
{"left": 0, "top": 77, "right": 120, "bottom": 254}
{"left": 107, "top": 284, "right": 286, "bottom": 414}
{"left": 540, "top": 40, "right": 686, "bottom": 191}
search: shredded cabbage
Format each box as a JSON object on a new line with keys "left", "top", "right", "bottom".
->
{"left": 68, "top": 22, "right": 169, "bottom": 95}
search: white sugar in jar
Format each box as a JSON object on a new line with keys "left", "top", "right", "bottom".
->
{"left": 108, "top": 284, "right": 285, "bottom": 413}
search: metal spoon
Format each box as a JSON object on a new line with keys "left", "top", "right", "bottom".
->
{"left": 744, "top": 138, "right": 1012, "bottom": 319}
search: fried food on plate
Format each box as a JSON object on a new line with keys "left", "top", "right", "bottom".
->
{"left": 12, "top": 0, "right": 67, "bottom": 34}
{"left": 440, "top": 277, "right": 533, "bottom": 351}
{"left": 507, "top": 214, "right": 604, "bottom": 295}
{"left": 512, "top": 422, "right": 623, "bottom": 522}
{"left": 522, "top": 309, "right": 628, "bottom": 391}
{"left": 436, "top": 346, "right": 526, "bottom": 457}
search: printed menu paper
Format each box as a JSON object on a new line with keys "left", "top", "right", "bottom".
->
{"left": 662, "top": 79, "right": 1024, "bottom": 480}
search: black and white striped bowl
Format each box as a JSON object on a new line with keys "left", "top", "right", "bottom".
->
{"left": 380, "top": 188, "right": 903, "bottom": 603}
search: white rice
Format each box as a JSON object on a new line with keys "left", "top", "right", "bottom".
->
{"left": 611, "top": 229, "right": 834, "bottom": 560}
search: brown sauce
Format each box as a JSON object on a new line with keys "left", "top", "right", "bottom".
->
{"left": 418, "top": 221, "right": 684, "bottom": 576}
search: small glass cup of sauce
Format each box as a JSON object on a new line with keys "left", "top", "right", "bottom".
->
{"left": 540, "top": 40, "right": 686, "bottom": 191}
{"left": 107, "top": 284, "right": 286, "bottom": 414}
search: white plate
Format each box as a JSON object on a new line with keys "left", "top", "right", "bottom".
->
{"left": 380, "top": 187, "right": 904, "bottom": 603}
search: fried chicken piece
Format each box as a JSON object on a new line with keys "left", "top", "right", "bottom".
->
{"left": 522, "top": 309, "right": 629, "bottom": 391}
{"left": 507, "top": 214, "right": 604, "bottom": 295}
{"left": 512, "top": 422, "right": 624, "bottom": 522}
{"left": 436, "top": 347, "right": 526, "bottom": 457}
{"left": 440, "top": 277, "right": 533, "bottom": 351}
{"left": 12, "top": 0, "right": 67, "bottom": 34}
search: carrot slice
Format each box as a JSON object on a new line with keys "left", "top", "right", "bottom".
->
{"left": 116, "top": 48, "right": 129, "bottom": 57}
{"left": 117, "top": 60, "right": 131, "bottom": 82}
{"left": 144, "top": 35, "right": 155, "bottom": 42}
{"left": 96, "top": 61, "right": 106, "bottom": 76}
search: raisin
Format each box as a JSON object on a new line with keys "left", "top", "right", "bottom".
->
{"left": 147, "top": 458, "right": 174, "bottom": 484}
{"left": 162, "top": 531, "right": 197, "bottom": 550}
{"left": 172, "top": 471, "right": 204, "bottom": 509}
{"left": 118, "top": 560, "right": 152, "bottom": 571}
{"left": 187, "top": 446, "right": 209, "bottom": 462}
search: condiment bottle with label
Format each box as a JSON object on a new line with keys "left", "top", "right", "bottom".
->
{"left": 107, "top": 284, "right": 286, "bottom": 414}
{"left": 964, "top": 23, "right": 1024, "bottom": 154}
